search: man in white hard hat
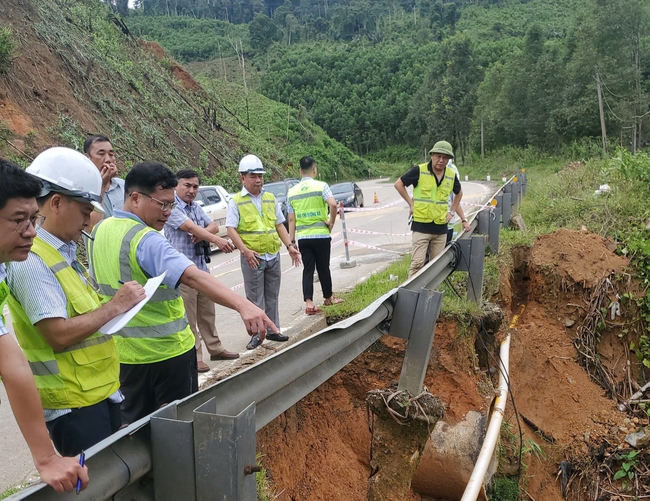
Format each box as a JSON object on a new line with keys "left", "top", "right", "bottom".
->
{"left": 89, "top": 161, "right": 281, "bottom": 424}
{"left": 394, "top": 140, "right": 471, "bottom": 278}
{"left": 227, "top": 155, "right": 301, "bottom": 349}
{"left": 6, "top": 147, "right": 146, "bottom": 456}
{"left": 0, "top": 158, "right": 89, "bottom": 492}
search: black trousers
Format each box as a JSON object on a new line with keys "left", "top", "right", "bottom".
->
{"left": 46, "top": 398, "right": 122, "bottom": 457}
{"left": 119, "top": 348, "right": 198, "bottom": 425}
{"left": 298, "top": 237, "right": 333, "bottom": 301}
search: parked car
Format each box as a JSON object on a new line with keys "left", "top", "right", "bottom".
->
{"left": 194, "top": 185, "right": 230, "bottom": 250}
{"left": 331, "top": 182, "right": 364, "bottom": 208}
{"left": 263, "top": 179, "right": 300, "bottom": 229}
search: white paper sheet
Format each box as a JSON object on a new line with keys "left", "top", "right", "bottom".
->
{"left": 99, "top": 271, "right": 168, "bottom": 335}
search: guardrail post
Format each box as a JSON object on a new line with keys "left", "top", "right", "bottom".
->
{"left": 455, "top": 235, "right": 485, "bottom": 304}
{"left": 520, "top": 170, "right": 527, "bottom": 196}
{"left": 501, "top": 192, "right": 512, "bottom": 228}
{"left": 488, "top": 202, "right": 501, "bottom": 254}
{"left": 394, "top": 288, "right": 444, "bottom": 395}
{"left": 477, "top": 208, "right": 489, "bottom": 235}
{"left": 467, "top": 235, "right": 485, "bottom": 304}
{"left": 194, "top": 399, "right": 256, "bottom": 501}
{"left": 152, "top": 404, "right": 197, "bottom": 501}
{"left": 513, "top": 179, "right": 522, "bottom": 210}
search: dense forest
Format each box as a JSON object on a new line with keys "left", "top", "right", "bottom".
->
{"left": 119, "top": 0, "right": 650, "bottom": 161}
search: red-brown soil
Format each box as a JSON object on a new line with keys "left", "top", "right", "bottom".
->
{"left": 257, "top": 229, "right": 647, "bottom": 500}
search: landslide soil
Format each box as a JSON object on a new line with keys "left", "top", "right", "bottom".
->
{"left": 257, "top": 229, "right": 646, "bottom": 501}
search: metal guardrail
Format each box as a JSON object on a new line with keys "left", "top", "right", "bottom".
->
{"left": 8, "top": 173, "right": 526, "bottom": 501}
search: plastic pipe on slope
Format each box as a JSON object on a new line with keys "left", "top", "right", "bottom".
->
{"left": 460, "top": 333, "right": 511, "bottom": 501}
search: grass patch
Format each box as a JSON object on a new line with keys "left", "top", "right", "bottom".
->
{"left": 0, "top": 26, "right": 16, "bottom": 74}
{"left": 324, "top": 255, "right": 410, "bottom": 323}
{"left": 256, "top": 454, "right": 279, "bottom": 501}
{"left": 490, "top": 476, "right": 520, "bottom": 501}
{"left": 1, "top": 484, "right": 29, "bottom": 500}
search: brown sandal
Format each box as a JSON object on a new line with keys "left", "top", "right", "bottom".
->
{"left": 305, "top": 306, "right": 323, "bottom": 315}
{"left": 324, "top": 297, "right": 344, "bottom": 306}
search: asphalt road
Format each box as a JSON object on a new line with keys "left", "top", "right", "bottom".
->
{"left": 0, "top": 176, "right": 492, "bottom": 492}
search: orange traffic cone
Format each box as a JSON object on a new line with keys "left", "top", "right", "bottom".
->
{"left": 373, "top": 192, "right": 379, "bottom": 204}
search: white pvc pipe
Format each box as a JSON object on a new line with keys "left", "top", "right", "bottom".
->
{"left": 460, "top": 333, "right": 511, "bottom": 501}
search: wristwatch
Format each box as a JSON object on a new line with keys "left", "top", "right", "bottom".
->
{"left": 287, "top": 243, "right": 297, "bottom": 250}
{"left": 461, "top": 219, "right": 467, "bottom": 223}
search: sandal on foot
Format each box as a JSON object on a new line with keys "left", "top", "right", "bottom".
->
{"left": 305, "top": 306, "right": 322, "bottom": 315}
{"left": 324, "top": 297, "right": 344, "bottom": 306}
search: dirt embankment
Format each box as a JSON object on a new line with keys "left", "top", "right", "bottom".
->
{"left": 256, "top": 228, "right": 648, "bottom": 500}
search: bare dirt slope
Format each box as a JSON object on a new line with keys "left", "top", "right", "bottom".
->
{"left": 257, "top": 229, "right": 648, "bottom": 500}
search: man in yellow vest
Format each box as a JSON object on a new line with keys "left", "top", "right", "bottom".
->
{"left": 0, "top": 158, "right": 89, "bottom": 492}
{"left": 6, "top": 148, "right": 146, "bottom": 456}
{"left": 394, "top": 141, "right": 471, "bottom": 278}
{"left": 227, "top": 155, "right": 301, "bottom": 350}
{"left": 89, "top": 161, "right": 280, "bottom": 423}
{"left": 288, "top": 156, "right": 343, "bottom": 315}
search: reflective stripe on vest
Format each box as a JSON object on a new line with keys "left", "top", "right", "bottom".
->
{"left": 7, "top": 237, "right": 120, "bottom": 409}
{"left": 89, "top": 216, "right": 194, "bottom": 364}
{"left": 412, "top": 164, "right": 455, "bottom": 224}
{"left": 287, "top": 180, "right": 330, "bottom": 239}
{"left": 234, "top": 192, "right": 281, "bottom": 254}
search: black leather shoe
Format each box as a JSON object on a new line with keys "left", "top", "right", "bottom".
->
{"left": 246, "top": 334, "right": 263, "bottom": 350}
{"left": 266, "top": 333, "right": 289, "bottom": 342}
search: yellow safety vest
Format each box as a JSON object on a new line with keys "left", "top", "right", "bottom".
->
{"left": 89, "top": 217, "right": 194, "bottom": 364}
{"left": 288, "top": 179, "right": 330, "bottom": 239}
{"left": 233, "top": 191, "right": 281, "bottom": 254}
{"left": 7, "top": 238, "right": 119, "bottom": 409}
{"left": 413, "top": 164, "right": 456, "bottom": 224}
{"left": 0, "top": 280, "right": 8, "bottom": 330}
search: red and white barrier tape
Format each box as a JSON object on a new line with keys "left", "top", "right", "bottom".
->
{"left": 347, "top": 228, "right": 411, "bottom": 237}
{"left": 209, "top": 255, "right": 239, "bottom": 271}
{"left": 348, "top": 240, "right": 404, "bottom": 254}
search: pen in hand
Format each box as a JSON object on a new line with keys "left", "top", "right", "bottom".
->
{"left": 76, "top": 451, "right": 85, "bottom": 495}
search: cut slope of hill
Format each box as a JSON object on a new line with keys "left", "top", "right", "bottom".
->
{"left": 0, "top": 0, "right": 366, "bottom": 188}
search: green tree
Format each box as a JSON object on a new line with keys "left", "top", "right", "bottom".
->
{"left": 249, "top": 13, "right": 281, "bottom": 52}
{"left": 402, "top": 33, "right": 482, "bottom": 162}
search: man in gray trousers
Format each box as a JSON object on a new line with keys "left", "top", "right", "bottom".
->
{"left": 226, "top": 155, "right": 301, "bottom": 349}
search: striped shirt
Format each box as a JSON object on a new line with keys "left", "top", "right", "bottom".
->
{"left": 164, "top": 195, "right": 213, "bottom": 272}
{"left": 6, "top": 228, "right": 123, "bottom": 421}
{"left": 286, "top": 177, "right": 333, "bottom": 240}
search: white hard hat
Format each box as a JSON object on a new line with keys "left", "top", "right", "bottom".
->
{"left": 238, "top": 154, "right": 266, "bottom": 174}
{"left": 27, "top": 147, "right": 105, "bottom": 213}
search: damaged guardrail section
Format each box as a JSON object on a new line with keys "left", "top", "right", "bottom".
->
{"left": 8, "top": 173, "right": 526, "bottom": 501}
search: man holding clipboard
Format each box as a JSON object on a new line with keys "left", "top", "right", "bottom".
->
{"left": 89, "top": 162, "right": 279, "bottom": 424}
{"left": 6, "top": 148, "right": 145, "bottom": 456}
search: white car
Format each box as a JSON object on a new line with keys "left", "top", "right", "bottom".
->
{"left": 195, "top": 185, "right": 231, "bottom": 243}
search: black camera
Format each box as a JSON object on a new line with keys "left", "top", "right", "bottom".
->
{"left": 195, "top": 240, "right": 211, "bottom": 264}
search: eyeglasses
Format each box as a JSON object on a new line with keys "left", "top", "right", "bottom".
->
{"left": 137, "top": 192, "right": 177, "bottom": 212}
{"left": 0, "top": 214, "right": 46, "bottom": 233}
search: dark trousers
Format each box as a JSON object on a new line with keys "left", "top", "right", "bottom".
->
{"left": 46, "top": 398, "right": 122, "bottom": 457}
{"left": 119, "top": 348, "right": 198, "bottom": 425}
{"left": 298, "top": 237, "right": 333, "bottom": 301}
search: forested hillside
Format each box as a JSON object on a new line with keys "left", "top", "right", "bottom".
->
{"left": 124, "top": 0, "right": 650, "bottom": 162}
{"left": 0, "top": 0, "right": 369, "bottom": 188}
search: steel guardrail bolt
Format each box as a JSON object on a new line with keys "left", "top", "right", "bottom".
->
{"left": 244, "top": 465, "right": 262, "bottom": 475}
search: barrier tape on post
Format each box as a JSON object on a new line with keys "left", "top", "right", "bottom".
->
{"left": 347, "top": 228, "right": 411, "bottom": 237}
{"left": 348, "top": 240, "right": 404, "bottom": 255}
